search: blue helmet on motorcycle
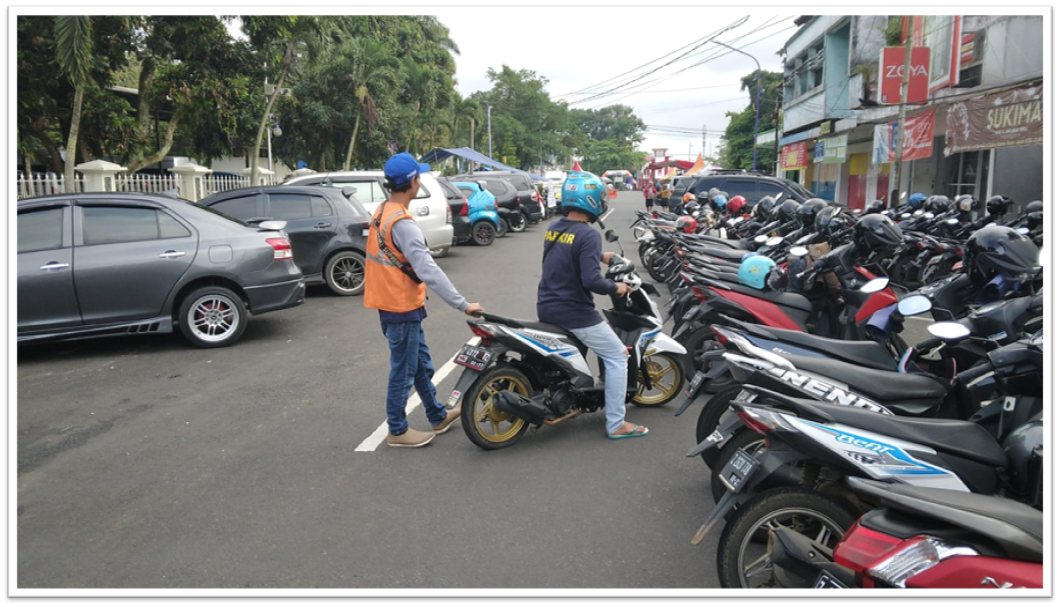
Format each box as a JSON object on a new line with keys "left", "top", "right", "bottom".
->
{"left": 560, "top": 170, "right": 608, "bottom": 220}
{"left": 908, "top": 192, "right": 927, "bottom": 209}
{"left": 738, "top": 255, "right": 777, "bottom": 290}
{"left": 713, "top": 194, "right": 727, "bottom": 208}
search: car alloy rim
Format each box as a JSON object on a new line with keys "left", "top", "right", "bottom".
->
{"left": 189, "top": 294, "right": 239, "bottom": 342}
{"left": 332, "top": 256, "right": 365, "bottom": 292}
{"left": 476, "top": 226, "right": 492, "bottom": 243}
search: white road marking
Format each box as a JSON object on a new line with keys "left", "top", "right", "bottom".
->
{"left": 354, "top": 338, "right": 474, "bottom": 452}
{"left": 599, "top": 207, "right": 614, "bottom": 222}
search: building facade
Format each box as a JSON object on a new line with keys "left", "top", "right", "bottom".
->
{"left": 776, "top": 14, "right": 1043, "bottom": 214}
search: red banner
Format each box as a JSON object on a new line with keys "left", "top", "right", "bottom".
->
{"left": 897, "top": 109, "right": 936, "bottom": 161}
{"left": 878, "top": 46, "right": 930, "bottom": 104}
{"left": 780, "top": 142, "right": 807, "bottom": 170}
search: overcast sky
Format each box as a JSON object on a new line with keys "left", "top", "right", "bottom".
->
{"left": 438, "top": 8, "right": 794, "bottom": 164}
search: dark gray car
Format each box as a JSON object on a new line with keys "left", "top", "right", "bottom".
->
{"left": 17, "top": 192, "right": 305, "bottom": 348}
{"left": 199, "top": 186, "right": 371, "bottom": 296}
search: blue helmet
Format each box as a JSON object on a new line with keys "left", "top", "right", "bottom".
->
{"left": 713, "top": 194, "right": 727, "bottom": 208}
{"left": 908, "top": 192, "right": 927, "bottom": 208}
{"left": 560, "top": 170, "right": 608, "bottom": 220}
{"left": 738, "top": 255, "right": 777, "bottom": 290}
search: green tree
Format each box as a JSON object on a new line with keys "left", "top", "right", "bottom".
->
{"left": 54, "top": 16, "right": 94, "bottom": 186}
{"left": 720, "top": 70, "right": 782, "bottom": 170}
{"left": 341, "top": 38, "right": 397, "bottom": 170}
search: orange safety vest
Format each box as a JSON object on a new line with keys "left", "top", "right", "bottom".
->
{"left": 364, "top": 201, "right": 427, "bottom": 313}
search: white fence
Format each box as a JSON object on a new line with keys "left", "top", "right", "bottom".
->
{"left": 17, "top": 172, "right": 257, "bottom": 201}
{"left": 16, "top": 173, "right": 83, "bottom": 198}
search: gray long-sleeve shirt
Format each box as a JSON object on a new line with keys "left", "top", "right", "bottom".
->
{"left": 390, "top": 219, "right": 468, "bottom": 313}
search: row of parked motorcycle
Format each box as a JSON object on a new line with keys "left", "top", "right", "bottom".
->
{"left": 631, "top": 190, "right": 1044, "bottom": 589}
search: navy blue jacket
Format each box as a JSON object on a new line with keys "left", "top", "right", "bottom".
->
{"left": 536, "top": 218, "right": 617, "bottom": 329}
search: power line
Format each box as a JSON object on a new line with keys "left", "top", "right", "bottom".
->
{"left": 567, "top": 16, "right": 750, "bottom": 106}
{"left": 640, "top": 96, "right": 747, "bottom": 117}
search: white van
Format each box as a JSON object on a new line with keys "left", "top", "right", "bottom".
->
{"left": 284, "top": 170, "right": 454, "bottom": 256}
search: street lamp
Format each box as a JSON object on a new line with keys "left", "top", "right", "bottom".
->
{"left": 487, "top": 104, "right": 493, "bottom": 160}
{"left": 267, "top": 114, "right": 281, "bottom": 173}
{"left": 713, "top": 41, "right": 761, "bottom": 171}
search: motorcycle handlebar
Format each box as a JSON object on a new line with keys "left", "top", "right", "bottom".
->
{"left": 956, "top": 360, "right": 993, "bottom": 384}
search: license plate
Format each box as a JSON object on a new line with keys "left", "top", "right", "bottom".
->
{"left": 685, "top": 371, "right": 706, "bottom": 397}
{"left": 814, "top": 571, "right": 847, "bottom": 589}
{"left": 718, "top": 449, "right": 760, "bottom": 494}
{"left": 682, "top": 308, "right": 697, "bottom": 321}
{"left": 454, "top": 345, "right": 493, "bottom": 372}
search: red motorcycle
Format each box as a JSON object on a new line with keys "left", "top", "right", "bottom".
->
{"left": 770, "top": 477, "right": 1043, "bottom": 589}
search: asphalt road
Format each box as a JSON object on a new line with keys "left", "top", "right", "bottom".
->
{"left": 17, "top": 191, "right": 728, "bottom": 590}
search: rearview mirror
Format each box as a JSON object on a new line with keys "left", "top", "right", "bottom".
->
{"left": 901, "top": 212, "right": 912, "bottom": 219}
{"left": 928, "top": 322, "right": 971, "bottom": 341}
{"left": 604, "top": 229, "right": 619, "bottom": 243}
{"left": 765, "top": 236, "right": 783, "bottom": 247}
{"left": 859, "top": 277, "right": 890, "bottom": 294}
{"left": 897, "top": 294, "right": 932, "bottom": 317}
{"left": 1017, "top": 226, "right": 1030, "bottom": 235}
{"left": 946, "top": 218, "right": 959, "bottom": 225}
{"left": 789, "top": 246, "right": 809, "bottom": 257}
{"left": 754, "top": 234, "right": 768, "bottom": 243}
{"left": 925, "top": 212, "right": 935, "bottom": 219}
{"left": 914, "top": 209, "right": 925, "bottom": 216}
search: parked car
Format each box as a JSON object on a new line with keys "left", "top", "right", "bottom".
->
{"left": 437, "top": 177, "right": 472, "bottom": 245}
{"left": 282, "top": 170, "right": 454, "bottom": 257}
{"left": 17, "top": 193, "right": 305, "bottom": 348}
{"left": 199, "top": 185, "right": 372, "bottom": 296}
{"left": 452, "top": 181, "right": 503, "bottom": 246}
{"left": 685, "top": 172, "right": 818, "bottom": 204}
{"left": 454, "top": 170, "right": 543, "bottom": 227}
{"left": 459, "top": 176, "right": 520, "bottom": 234}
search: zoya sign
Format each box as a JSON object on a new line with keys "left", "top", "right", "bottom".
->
{"left": 878, "top": 46, "right": 931, "bottom": 105}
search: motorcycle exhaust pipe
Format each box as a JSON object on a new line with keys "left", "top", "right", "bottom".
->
{"left": 492, "top": 391, "right": 551, "bottom": 426}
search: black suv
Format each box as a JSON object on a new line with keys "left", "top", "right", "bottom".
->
{"left": 199, "top": 186, "right": 372, "bottom": 296}
{"left": 686, "top": 172, "right": 818, "bottom": 204}
{"left": 437, "top": 177, "right": 473, "bottom": 244}
{"left": 454, "top": 171, "right": 543, "bottom": 227}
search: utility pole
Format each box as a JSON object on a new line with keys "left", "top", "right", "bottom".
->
{"left": 892, "top": 16, "right": 915, "bottom": 208}
{"left": 487, "top": 104, "right": 493, "bottom": 159}
{"left": 702, "top": 125, "right": 707, "bottom": 161}
{"left": 773, "top": 96, "right": 781, "bottom": 176}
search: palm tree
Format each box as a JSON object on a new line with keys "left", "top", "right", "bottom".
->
{"left": 401, "top": 57, "right": 446, "bottom": 154}
{"left": 54, "top": 16, "right": 93, "bottom": 189}
{"left": 341, "top": 39, "right": 397, "bottom": 170}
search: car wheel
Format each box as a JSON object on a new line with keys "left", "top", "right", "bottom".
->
{"left": 178, "top": 286, "right": 249, "bottom": 348}
{"left": 472, "top": 221, "right": 496, "bottom": 246}
{"left": 509, "top": 211, "right": 527, "bottom": 232}
{"left": 324, "top": 251, "right": 366, "bottom": 296}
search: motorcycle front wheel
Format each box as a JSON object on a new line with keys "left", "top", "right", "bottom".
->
{"left": 631, "top": 352, "right": 685, "bottom": 407}
{"left": 461, "top": 365, "right": 533, "bottom": 450}
{"left": 717, "top": 487, "right": 858, "bottom": 589}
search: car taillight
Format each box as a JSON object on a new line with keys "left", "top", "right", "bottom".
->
{"left": 493, "top": 201, "right": 498, "bottom": 211}
{"left": 266, "top": 237, "right": 293, "bottom": 260}
{"left": 834, "top": 521, "right": 976, "bottom": 588}
{"left": 532, "top": 190, "right": 541, "bottom": 203}
{"left": 459, "top": 199, "right": 469, "bottom": 216}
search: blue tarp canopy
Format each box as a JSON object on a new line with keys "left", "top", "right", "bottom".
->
{"left": 419, "top": 147, "right": 531, "bottom": 176}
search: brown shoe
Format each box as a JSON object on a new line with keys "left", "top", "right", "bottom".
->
{"left": 432, "top": 406, "right": 462, "bottom": 435}
{"left": 386, "top": 428, "right": 435, "bottom": 448}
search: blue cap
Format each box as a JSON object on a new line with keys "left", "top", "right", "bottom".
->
{"left": 384, "top": 152, "right": 431, "bottom": 185}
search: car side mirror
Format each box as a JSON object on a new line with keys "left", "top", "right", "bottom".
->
{"left": 605, "top": 229, "right": 619, "bottom": 243}
{"left": 859, "top": 277, "right": 890, "bottom": 294}
{"left": 928, "top": 322, "right": 971, "bottom": 341}
{"left": 897, "top": 294, "right": 932, "bottom": 317}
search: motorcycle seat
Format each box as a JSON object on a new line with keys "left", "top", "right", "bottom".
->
{"left": 848, "top": 478, "right": 1042, "bottom": 562}
{"left": 778, "top": 353, "right": 948, "bottom": 404}
{"left": 699, "top": 273, "right": 814, "bottom": 313}
{"left": 743, "top": 325, "right": 897, "bottom": 371}
{"left": 683, "top": 234, "right": 743, "bottom": 250}
{"left": 686, "top": 246, "right": 749, "bottom": 261}
{"left": 769, "top": 397, "right": 1008, "bottom": 468}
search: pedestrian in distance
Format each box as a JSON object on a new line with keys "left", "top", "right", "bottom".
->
{"left": 364, "top": 152, "right": 485, "bottom": 448}
{"left": 643, "top": 182, "right": 655, "bottom": 211}
{"left": 537, "top": 170, "right": 648, "bottom": 440}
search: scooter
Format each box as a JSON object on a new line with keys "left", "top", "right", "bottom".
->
{"left": 766, "top": 477, "right": 1044, "bottom": 589}
{"left": 448, "top": 230, "right": 688, "bottom": 450}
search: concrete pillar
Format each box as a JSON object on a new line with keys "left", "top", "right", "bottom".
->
{"left": 75, "top": 159, "right": 127, "bottom": 192}
{"left": 169, "top": 163, "right": 214, "bottom": 202}
{"left": 241, "top": 166, "right": 275, "bottom": 186}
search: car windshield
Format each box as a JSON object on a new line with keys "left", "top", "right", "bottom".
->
{"left": 188, "top": 201, "right": 249, "bottom": 226}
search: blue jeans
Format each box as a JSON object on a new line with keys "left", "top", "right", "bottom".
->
{"left": 381, "top": 321, "right": 447, "bottom": 435}
{"left": 569, "top": 322, "right": 629, "bottom": 434}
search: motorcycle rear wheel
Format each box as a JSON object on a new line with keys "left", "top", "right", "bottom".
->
{"left": 631, "top": 352, "right": 685, "bottom": 407}
{"left": 461, "top": 365, "right": 533, "bottom": 450}
{"left": 717, "top": 487, "right": 858, "bottom": 588}
{"left": 682, "top": 326, "right": 736, "bottom": 392}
